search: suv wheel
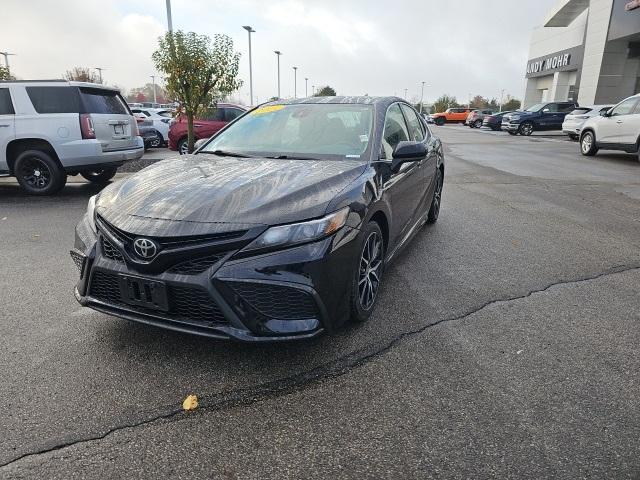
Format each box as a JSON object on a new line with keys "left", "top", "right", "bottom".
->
{"left": 81, "top": 167, "right": 118, "bottom": 184}
{"left": 14, "top": 150, "right": 66, "bottom": 195}
{"left": 149, "top": 131, "right": 163, "bottom": 148}
{"left": 474, "top": 120, "right": 483, "bottom": 128}
{"left": 580, "top": 131, "right": 598, "bottom": 156}
{"left": 427, "top": 167, "right": 444, "bottom": 224}
{"left": 519, "top": 122, "right": 534, "bottom": 136}
{"left": 350, "top": 222, "right": 384, "bottom": 323}
{"left": 435, "top": 117, "right": 446, "bottom": 126}
{"left": 177, "top": 138, "right": 189, "bottom": 155}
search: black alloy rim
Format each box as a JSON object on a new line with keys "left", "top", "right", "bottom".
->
{"left": 150, "top": 134, "right": 162, "bottom": 147}
{"left": 521, "top": 124, "right": 533, "bottom": 135}
{"left": 433, "top": 170, "right": 443, "bottom": 217}
{"left": 358, "top": 231, "right": 383, "bottom": 310}
{"left": 19, "top": 157, "right": 51, "bottom": 190}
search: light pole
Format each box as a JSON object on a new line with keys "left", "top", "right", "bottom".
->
{"left": 419, "top": 81, "right": 426, "bottom": 113}
{"left": 305, "top": 77, "right": 308, "bottom": 97}
{"left": 499, "top": 89, "right": 505, "bottom": 112}
{"left": 0, "top": 52, "right": 15, "bottom": 76}
{"left": 293, "top": 66, "right": 298, "bottom": 99}
{"left": 274, "top": 51, "right": 282, "bottom": 98}
{"left": 312, "top": 85, "right": 315, "bottom": 96}
{"left": 165, "top": 0, "right": 173, "bottom": 31}
{"left": 95, "top": 67, "right": 105, "bottom": 84}
{"left": 151, "top": 75, "right": 157, "bottom": 104}
{"left": 242, "top": 26, "right": 255, "bottom": 106}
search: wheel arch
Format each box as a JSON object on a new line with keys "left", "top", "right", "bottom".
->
{"left": 369, "top": 210, "right": 389, "bottom": 252}
{"left": 6, "top": 138, "right": 62, "bottom": 174}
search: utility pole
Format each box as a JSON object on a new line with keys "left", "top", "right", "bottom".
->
{"left": 95, "top": 67, "right": 105, "bottom": 84}
{"left": 0, "top": 52, "right": 15, "bottom": 76}
{"left": 419, "top": 81, "right": 426, "bottom": 113}
{"left": 151, "top": 75, "right": 157, "bottom": 103}
{"left": 312, "top": 85, "right": 315, "bottom": 96}
{"left": 165, "top": 0, "right": 173, "bottom": 31}
{"left": 499, "top": 89, "right": 505, "bottom": 112}
{"left": 242, "top": 26, "right": 255, "bottom": 106}
{"left": 293, "top": 66, "right": 298, "bottom": 99}
{"left": 305, "top": 77, "right": 308, "bottom": 97}
{"left": 274, "top": 51, "right": 282, "bottom": 98}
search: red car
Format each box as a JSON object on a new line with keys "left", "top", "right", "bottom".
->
{"left": 168, "top": 103, "right": 248, "bottom": 154}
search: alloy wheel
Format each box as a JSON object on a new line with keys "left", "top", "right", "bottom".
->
{"left": 150, "top": 134, "right": 163, "bottom": 148}
{"left": 179, "top": 140, "right": 189, "bottom": 155}
{"left": 520, "top": 123, "right": 533, "bottom": 136}
{"left": 358, "top": 231, "right": 383, "bottom": 310}
{"left": 581, "top": 134, "right": 592, "bottom": 154}
{"left": 432, "top": 170, "right": 443, "bottom": 218}
{"left": 19, "top": 157, "right": 51, "bottom": 190}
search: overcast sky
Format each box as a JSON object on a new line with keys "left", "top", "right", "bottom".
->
{"left": 1, "top": 0, "right": 557, "bottom": 104}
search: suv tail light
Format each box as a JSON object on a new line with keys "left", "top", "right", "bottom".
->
{"left": 132, "top": 120, "right": 140, "bottom": 136}
{"left": 79, "top": 114, "right": 95, "bottom": 139}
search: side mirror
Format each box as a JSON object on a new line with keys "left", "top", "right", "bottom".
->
{"left": 391, "top": 141, "right": 427, "bottom": 172}
{"left": 600, "top": 110, "right": 611, "bottom": 117}
{"left": 542, "top": 108, "right": 550, "bottom": 113}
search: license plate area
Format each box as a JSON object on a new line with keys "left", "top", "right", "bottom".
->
{"left": 113, "top": 124, "right": 125, "bottom": 135}
{"left": 118, "top": 275, "right": 169, "bottom": 311}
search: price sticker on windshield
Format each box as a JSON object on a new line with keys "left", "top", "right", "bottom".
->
{"left": 251, "top": 105, "right": 285, "bottom": 115}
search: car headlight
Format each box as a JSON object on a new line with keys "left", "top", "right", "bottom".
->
{"left": 510, "top": 116, "right": 521, "bottom": 122}
{"left": 244, "top": 207, "right": 350, "bottom": 252}
{"left": 86, "top": 195, "right": 97, "bottom": 233}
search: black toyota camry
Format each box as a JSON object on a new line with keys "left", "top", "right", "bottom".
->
{"left": 71, "top": 96, "right": 444, "bottom": 341}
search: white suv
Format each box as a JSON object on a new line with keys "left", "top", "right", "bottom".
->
{"left": 0, "top": 80, "right": 144, "bottom": 195}
{"left": 579, "top": 94, "right": 640, "bottom": 160}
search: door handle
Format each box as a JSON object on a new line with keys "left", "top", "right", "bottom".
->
{"left": 616, "top": 120, "right": 623, "bottom": 124}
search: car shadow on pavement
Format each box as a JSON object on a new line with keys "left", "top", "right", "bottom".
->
{"left": 0, "top": 180, "right": 110, "bottom": 199}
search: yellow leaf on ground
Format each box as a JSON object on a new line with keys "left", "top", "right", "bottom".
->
{"left": 182, "top": 394, "right": 198, "bottom": 411}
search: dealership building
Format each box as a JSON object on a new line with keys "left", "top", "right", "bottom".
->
{"left": 523, "top": 0, "right": 640, "bottom": 107}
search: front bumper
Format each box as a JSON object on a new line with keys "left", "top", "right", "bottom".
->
{"left": 71, "top": 214, "right": 360, "bottom": 342}
{"left": 501, "top": 122, "right": 519, "bottom": 132}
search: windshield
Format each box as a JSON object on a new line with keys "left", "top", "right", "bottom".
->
{"left": 201, "top": 103, "right": 374, "bottom": 159}
{"left": 525, "top": 103, "right": 546, "bottom": 112}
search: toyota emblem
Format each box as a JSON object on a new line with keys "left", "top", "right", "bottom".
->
{"left": 133, "top": 238, "right": 158, "bottom": 259}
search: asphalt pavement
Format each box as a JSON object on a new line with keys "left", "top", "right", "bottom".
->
{"left": 0, "top": 127, "right": 639, "bottom": 479}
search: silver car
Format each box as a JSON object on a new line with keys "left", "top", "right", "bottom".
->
{"left": 562, "top": 105, "right": 612, "bottom": 140}
{"left": 0, "top": 80, "right": 144, "bottom": 195}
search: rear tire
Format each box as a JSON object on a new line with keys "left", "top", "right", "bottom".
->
{"left": 177, "top": 138, "right": 189, "bottom": 155}
{"left": 350, "top": 222, "right": 384, "bottom": 323}
{"left": 580, "top": 131, "right": 598, "bottom": 156}
{"left": 80, "top": 167, "right": 117, "bottom": 184}
{"left": 149, "top": 131, "right": 163, "bottom": 148}
{"left": 14, "top": 150, "right": 66, "bottom": 195}
{"left": 474, "top": 120, "right": 483, "bottom": 128}
{"left": 435, "top": 117, "right": 446, "bottom": 126}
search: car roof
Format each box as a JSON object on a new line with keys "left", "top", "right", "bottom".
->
{"left": 262, "top": 96, "right": 402, "bottom": 109}
{"left": 0, "top": 79, "right": 119, "bottom": 91}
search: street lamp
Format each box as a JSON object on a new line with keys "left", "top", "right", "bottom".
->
{"left": 419, "top": 81, "right": 428, "bottom": 114}
{"left": 312, "top": 85, "right": 315, "bottom": 96}
{"left": 0, "top": 52, "right": 15, "bottom": 77}
{"left": 305, "top": 77, "right": 309, "bottom": 97}
{"left": 94, "top": 67, "right": 105, "bottom": 84}
{"left": 499, "top": 89, "right": 505, "bottom": 112}
{"left": 293, "top": 66, "right": 298, "bottom": 99}
{"left": 150, "top": 75, "right": 157, "bottom": 104}
{"left": 165, "top": 0, "right": 173, "bottom": 31}
{"left": 274, "top": 51, "right": 282, "bottom": 99}
{"left": 242, "top": 26, "right": 255, "bottom": 106}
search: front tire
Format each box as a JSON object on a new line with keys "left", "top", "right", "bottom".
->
{"left": 580, "top": 131, "right": 598, "bottom": 156}
{"left": 14, "top": 150, "right": 66, "bottom": 195}
{"left": 474, "top": 120, "right": 483, "bottom": 128}
{"left": 350, "top": 222, "right": 384, "bottom": 323}
{"left": 177, "top": 138, "right": 189, "bottom": 155}
{"left": 519, "top": 122, "right": 534, "bottom": 136}
{"left": 80, "top": 167, "right": 117, "bottom": 184}
{"left": 149, "top": 131, "right": 163, "bottom": 148}
{"left": 435, "top": 117, "right": 446, "bottom": 126}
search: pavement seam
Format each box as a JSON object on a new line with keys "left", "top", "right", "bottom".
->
{"left": 2, "top": 262, "right": 640, "bottom": 470}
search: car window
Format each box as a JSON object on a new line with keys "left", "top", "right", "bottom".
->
{"left": 26, "top": 86, "right": 81, "bottom": 114}
{"left": 542, "top": 104, "right": 559, "bottom": 113}
{"left": 79, "top": 88, "right": 129, "bottom": 114}
{"left": 0, "top": 89, "right": 14, "bottom": 115}
{"left": 382, "top": 103, "right": 411, "bottom": 159}
{"left": 400, "top": 104, "right": 424, "bottom": 142}
{"left": 224, "top": 108, "right": 244, "bottom": 122}
{"left": 203, "top": 108, "right": 225, "bottom": 121}
{"left": 599, "top": 106, "right": 613, "bottom": 114}
{"left": 611, "top": 97, "right": 639, "bottom": 116}
{"left": 202, "top": 103, "right": 373, "bottom": 159}
{"left": 559, "top": 103, "right": 576, "bottom": 112}
{"left": 570, "top": 108, "right": 591, "bottom": 115}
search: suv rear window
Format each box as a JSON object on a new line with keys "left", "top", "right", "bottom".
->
{"left": 79, "top": 88, "right": 129, "bottom": 114}
{"left": 26, "top": 86, "right": 80, "bottom": 114}
{"left": 570, "top": 108, "right": 591, "bottom": 115}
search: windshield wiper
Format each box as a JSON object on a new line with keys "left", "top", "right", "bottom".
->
{"left": 264, "top": 154, "right": 321, "bottom": 160}
{"left": 200, "top": 149, "right": 253, "bottom": 158}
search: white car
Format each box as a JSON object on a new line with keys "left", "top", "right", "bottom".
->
{"left": 130, "top": 107, "right": 173, "bottom": 147}
{"left": 0, "top": 80, "right": 144, "bottom": 195}
{"left": 562, "top": 105, "right": 612, "bottom": 140}
{"left": 580, "top": 94, "right": 640, "bottom": 160}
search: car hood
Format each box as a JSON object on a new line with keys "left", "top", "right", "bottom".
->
{"left": 96, "top": 155, "right": 366, "bottom": 235}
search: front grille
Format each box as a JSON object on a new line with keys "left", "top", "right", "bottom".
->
{"left": 228, "top": 282, "right": 319, "bottom": 320}
{"left": 167, "top": 253, "right": 226, "bottom": 275}
{"left": 89, "top": 271, "right": 227, "bottom": 325}
{"left": 101, "top": 237, "right": 124, "bottom": 262}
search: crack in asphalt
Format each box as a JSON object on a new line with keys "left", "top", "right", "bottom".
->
{"left": 3, "top": 263, "right": 640, "bottom": 470}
